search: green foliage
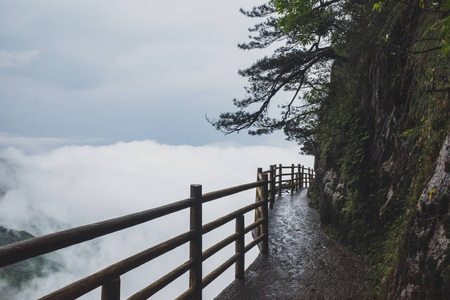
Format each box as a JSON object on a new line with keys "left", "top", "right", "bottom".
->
{"left": 272, "top": 0, "right": 345, "bottom": 45}
{"left": 209, "top": 0, "right": 356, "bottom": 151}
{"left": 373, "top": 0, "right": 450, "bottom": 55}
{"left": 372, "top": 2, "right": 385, "bottom": 12}
{"left": 283, "top": 112, "right": 317, "bottom": 155}
{"left": 209, "top": 45, "right": 335, "bottom": 138}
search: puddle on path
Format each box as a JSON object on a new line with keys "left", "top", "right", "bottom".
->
{"left": 215, "top": 189, "right": 369, "bottom": 300}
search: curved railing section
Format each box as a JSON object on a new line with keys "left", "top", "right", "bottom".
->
{"left": 0, "top": 164, "right": 314, "bottom": 300}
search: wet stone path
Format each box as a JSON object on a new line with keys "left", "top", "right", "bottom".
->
{"left": 215, "top": 189, "right": 369, "bottom": 299}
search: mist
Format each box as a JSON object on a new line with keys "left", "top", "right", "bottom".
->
{"left": 0, "top": 140, "right": 313, "bottom": 299}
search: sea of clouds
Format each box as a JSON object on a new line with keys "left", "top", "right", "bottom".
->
{"left": 0, "top": 140, "right": 313, "bottom": 299}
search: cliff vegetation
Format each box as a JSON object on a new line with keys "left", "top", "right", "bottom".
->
{"left": 312, "top": 1, "right": 450, "bottom": 297}
{"left": 213, "top": 0, "right": 450, "bottom": 297}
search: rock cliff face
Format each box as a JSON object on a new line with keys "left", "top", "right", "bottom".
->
{"left": 310, "top": 1, "right": 450, "bottom": 297}
{"left": 388, "top": 135, "right": 450, "bottom": 298}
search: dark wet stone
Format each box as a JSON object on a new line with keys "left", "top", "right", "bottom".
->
{"left": 215, "top": 190, "right": 369, "bottom": 300}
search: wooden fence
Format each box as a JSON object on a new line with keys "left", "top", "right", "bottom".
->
{"left": 0, "top": 164, "right": 314, "bottom": 300}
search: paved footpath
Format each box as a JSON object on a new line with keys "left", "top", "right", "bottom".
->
{"left": 215, "top": 189, "right": 369, "bottom": 300}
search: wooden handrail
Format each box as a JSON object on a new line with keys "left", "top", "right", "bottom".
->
{"left": 40, "top": 231, "right": 194, "bottom": 300}
{"left": 127, "top": 260, "right": 194, "bottom": 300}
{"left": 0, "top": 163, "right": 314, "bottom": 299}
{"left": 202, "top": 232, "right": 239, "bottom": 262}
{"left": 202, "top": 181, "right": 263, "bottom": 203}
{"left": 0, "top": 197, "right": 195, "bottom": 268}
{"left": 201, "top": 201, "right": 263, "bottom": 234}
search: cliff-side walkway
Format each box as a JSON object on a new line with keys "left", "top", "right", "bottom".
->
{"left": 215, "top": 189, "right": 369, "bottom": 299}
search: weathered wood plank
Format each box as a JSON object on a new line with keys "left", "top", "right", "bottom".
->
{"left": 189, "top": 185, "right": 202, "bottom": 300}
{"left": 201, "top": 201, "right": 263, "bottom": 235}
{"left": 127, "top": 260, "right": 193, "bottom": 300}
{"left": 235, "top": 215, "right": 245, "bottom": 280}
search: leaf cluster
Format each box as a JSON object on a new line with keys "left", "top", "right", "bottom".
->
{"left": 208, "top": 1, "right": 351, "bottom": 152}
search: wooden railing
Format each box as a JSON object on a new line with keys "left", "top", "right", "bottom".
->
{"left": 0, "top": 164, "right": 314, "bottom": 300}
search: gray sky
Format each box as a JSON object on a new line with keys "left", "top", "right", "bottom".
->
{"left": 0, "top": 0, "right": 293, "bottom": 147}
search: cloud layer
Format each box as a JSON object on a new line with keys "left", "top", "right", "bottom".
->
{"left": 0, "top": 140, "right": 313, "bottom": 299}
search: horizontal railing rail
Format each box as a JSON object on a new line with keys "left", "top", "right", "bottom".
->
{"left": 0, "top": 163, "right": 314, "bottom": 300}
{"left": 0, "top": 198, "right": 196, "bottom": 268}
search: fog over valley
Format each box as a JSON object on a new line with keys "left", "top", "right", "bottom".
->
{"left": 0, "top": 140, "right": 312, "bottom": 299}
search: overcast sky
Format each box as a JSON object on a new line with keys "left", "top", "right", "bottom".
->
{"left": 0, "top": 0, "right": 294, "bottom": 148}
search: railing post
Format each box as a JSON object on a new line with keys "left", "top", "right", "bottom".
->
{"left": 269, "top": 165, "right": 275, "bottom": 209}
{"left": 304, "top": 167, "right": 307, "bottom": 187}
{"left": 235, "top": 215, "right": 245, "bottom": 280}
{"left": 307, "top": 167, "right": 311, "bottom": 187}
{"left": 301, "top": 165, "right": 305, "bottom": 188}
{"left": 310, "top": 168, "right": 312, "bottom": 186}
{"left": 261, "top": 173, "right": 269, "bottom": 255}
{"left": 190, "top": 184, "right": 202, "bottom": 300}
{"left": 278, "top": 164, "right": 282, "bottom": 196}
{"left": 297, "top": 164, "right": 301, "bottom": 190}
{"left": 290, "top": 164, "right": 295, "bottom": 194}
{"left": 101, "top": 277, "right": 120, "bottom": 300}
{"left": 254, "top": 168, "right": 263, "bottom": 236}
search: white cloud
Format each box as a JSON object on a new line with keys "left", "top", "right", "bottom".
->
{"left": 0, "top": 50, "right": 38, "bottom": 68}
{"left": 0, "top": 140, "right": 313, "bottom": 299}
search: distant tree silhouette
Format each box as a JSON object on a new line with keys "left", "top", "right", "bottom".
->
{"left": 208, "top": 0, "right": 350, "bottom": 154}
